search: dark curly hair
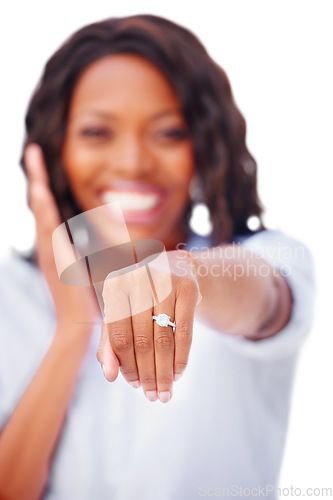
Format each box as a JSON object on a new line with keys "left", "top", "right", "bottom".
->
{"left": 20, "top": 14, "right": 265, "bottom": 246}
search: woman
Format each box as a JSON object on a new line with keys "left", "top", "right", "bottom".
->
{"left": 0, "top": 14, "right": 314, "bottom": 500}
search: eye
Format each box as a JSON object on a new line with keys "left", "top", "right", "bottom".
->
{"left": 156, "top": 127, "right": 189, "bottom": 141}
{"left": 80, "top": 127, "right": 112, "bottom": 139}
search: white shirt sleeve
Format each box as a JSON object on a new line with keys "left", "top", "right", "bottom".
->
{"left": 0, "top": 253, "right": 55, "bottom": 430}
{"left": 197, "top": 229, "right": 316, "bottom": 362}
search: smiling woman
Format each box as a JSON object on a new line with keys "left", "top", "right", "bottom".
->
{"left": 61, "top": 54, "right": 194, "bottom": 249}
{"left": 20, "top": 15, "right": 264, "bottom": 245}
{"left": 0, "top": 14, "right": 314, "bottom": 500}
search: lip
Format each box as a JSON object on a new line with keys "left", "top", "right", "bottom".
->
{"left": 99, "top": 180, "right": 168, "bottom": 194}
{"left": 97, "top": 181, "right": 170, "bottom": 224}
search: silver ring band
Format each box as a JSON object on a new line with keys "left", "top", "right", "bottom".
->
{"left": 152, "top": 313, "right": 176, "bottom": 333}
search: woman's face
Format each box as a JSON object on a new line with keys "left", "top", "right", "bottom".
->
{"left": 62, "top": 54, "right": 194, "bottom": 249}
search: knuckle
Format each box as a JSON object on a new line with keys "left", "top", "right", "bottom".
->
{"left": 176, "top": 322, "right": 192, "bottom": 342}
{"left": 154, "top": 334, "right": 174, "bottom": 351}
{"left": 179, "top": 277, "right": 197, "bottom": 293}
{"left": 120, "top": 367, "right": 138, "bottom": 379}
{"left": 104, "top": 273, "right": 128, "bottom": 294}
{"left": 175, "top": 360, "right": 188, "bottom": 372}
{"left": 110, "top": 331, "right": 131, "bottom": 351}
{"left": 131, "top": 265, "right": 147, "bottom": 284}
{"left": 157, "top": 376, "right": 173, "bottom": 386}
{"left": 134, "top": 335, "right": 153, "bottom": 353}
{"left": 140, "top": 376, "right": 156, "bottom": 387}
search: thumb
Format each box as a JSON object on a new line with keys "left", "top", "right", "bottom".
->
{"left": 97, "top": 321, "right": 120, "bottom": 382}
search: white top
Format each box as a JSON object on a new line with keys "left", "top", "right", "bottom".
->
{"left": 0, "top": 230, "right": 315, "bottom": 500}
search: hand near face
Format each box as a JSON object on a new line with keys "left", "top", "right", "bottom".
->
{"left": 97, "top": 251, "right": 201, "bottom": 403}
{"left": 24, "top": 143, "right": 101, "bottom": 333}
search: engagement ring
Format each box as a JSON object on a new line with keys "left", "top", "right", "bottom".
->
{"left": 152, "top": 313, "right": 176, "bottom": 333}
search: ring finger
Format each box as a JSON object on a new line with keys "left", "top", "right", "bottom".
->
{"left": 153, "top": 299, "right": 175, "bottom": 403}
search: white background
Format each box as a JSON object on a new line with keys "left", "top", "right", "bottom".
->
{"left": 0, "top": 1, "right": 332, "bottom": 496}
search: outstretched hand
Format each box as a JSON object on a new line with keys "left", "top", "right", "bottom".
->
{"left": 97, "top": 251, "right": 201, "bottom": 403}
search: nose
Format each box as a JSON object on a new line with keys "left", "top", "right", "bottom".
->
{"left": 111, "top": 133, "right": 153, "bottom": 178}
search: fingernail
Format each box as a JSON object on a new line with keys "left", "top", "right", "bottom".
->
{"left": 129, "top": 380, "right": 140, "bottom": 388}
{"left": 101, "top": 363, "right": 108, "bottom": 380}
{"left": 145, "top": 390, "right": 158, "bottom": 402}
{"left": 174, "top": 373, "right": 182, "bottom": 382}
{"left": 159, "top": 391, "right": 171, "bottom": 403}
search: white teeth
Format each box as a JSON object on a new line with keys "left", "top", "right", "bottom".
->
{"left": 101, "top": 191, "right": 160, "bottom": 211}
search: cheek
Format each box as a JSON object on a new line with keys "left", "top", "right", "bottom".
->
{"left": 164, "top": 144, "right": 194, "bottom": 188}
{"left": 61, "top": 141, "right": 101, "bottom": 189}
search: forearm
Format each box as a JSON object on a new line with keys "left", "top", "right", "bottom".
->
{"left": 0, "top": 324, "right": 93, "bottom": 500}
{"left": 191, "top": 245, "right": 292, "bottom": 339}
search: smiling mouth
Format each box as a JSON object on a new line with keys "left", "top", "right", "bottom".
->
{"left": 100, "top": 191, "right": 160, "bottom": 211}
{"left": 98, "top": 183, "right": 170, "bottom": 224}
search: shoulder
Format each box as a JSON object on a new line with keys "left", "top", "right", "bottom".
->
{"left": 0, "top": 250, "right": 51, "bottom": 311}
{"left": 235, "top": 229, "right": 314, "bottom": 285}
{"left": 0, "top": 252, "right": 55, "bottom": 429}
{"left": 235, "top": 227, "right": 311, "bottom": 252}
{"left": 0, "top": 250, "right": 55, "bottom": 337}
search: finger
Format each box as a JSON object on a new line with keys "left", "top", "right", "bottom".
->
{"left": 24, "top": 143, "right": 49, "bottom": 185}
{"left": 24, "top": 146, "right": 65, "bottom": 283}
{"left": 24, "top": 144, "right": 78, "bottom": 297}
{"left": 105, "top": 289, "right": 140, "bottom": 388}
{"left": 173, "top": 278, "right": 197, "bottom": 380}
{"left": 96, "top": 322, "right": 120, "bottom": 382}
{"left": 25, "top": 145, "right": 60, "bottom": 227}
{"left": 29, "top": 182, "right": 61, "bottom": 230}
{"left": 130, "top": 290, "right": 157, "bottom": 402}
{"left": 153, "top": 299, "right": 175, "bottom": 403}
{"left": 30, "top": 182, "right": 63, "bottom": 277}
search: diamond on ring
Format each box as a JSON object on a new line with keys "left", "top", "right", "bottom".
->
{"left": 156, "top": 313, "right": 170, "bottom": 327}
{"left": 152, "top": 313, "right": 176, "bottom": 333}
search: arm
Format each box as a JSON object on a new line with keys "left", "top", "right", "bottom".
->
{"left": 97, "top": 242, "right": 292, "bottom": 397}
{"left": 189, "top": 244, "right": 292, "bottom": 340}
{"left": 0, "top": 325, "right": 92, "bottom": 500}
{"left": 0, "top": 144, "right": 118, "bottom": 499}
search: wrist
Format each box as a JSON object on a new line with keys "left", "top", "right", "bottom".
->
{"left": 55, "top": 320, "right": 96, "bottom": 342}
